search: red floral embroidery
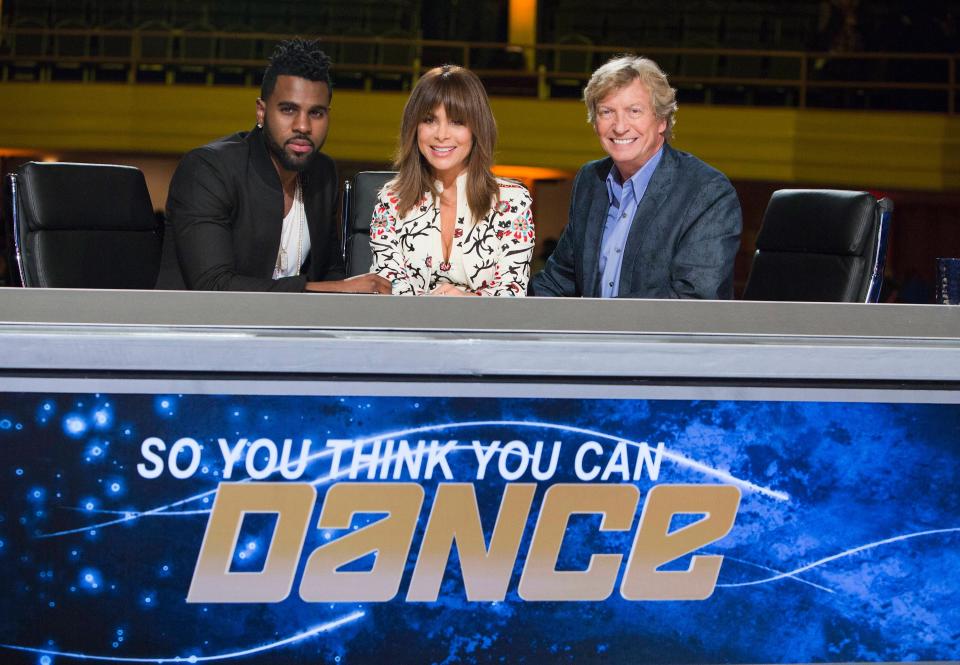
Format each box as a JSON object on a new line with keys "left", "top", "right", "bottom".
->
{"left": 440, "top": 261, "right": 451, "bottom": 272}
{"left": 454, "top": 228, "right": 463, "bottom": 238}
{"left": 425, "top": 255, "right": 433, "bottom": 268}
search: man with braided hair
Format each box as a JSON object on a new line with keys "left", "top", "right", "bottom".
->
{"left": 165, "top": 39, "right": 390, "bottom": 293}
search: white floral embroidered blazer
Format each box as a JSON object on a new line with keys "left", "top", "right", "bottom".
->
{"left": 369, "top": 173, "right": 535, "bottom": 296}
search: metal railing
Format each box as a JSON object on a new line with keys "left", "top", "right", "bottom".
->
{"left": 1, "top": 26, "right": 956, "bottom": 113}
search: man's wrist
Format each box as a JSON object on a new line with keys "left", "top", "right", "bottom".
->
{"left": 304, "top": 280, "right": 345, "bottom": 293}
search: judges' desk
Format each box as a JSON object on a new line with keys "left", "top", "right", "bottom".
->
{"left": 0, "top": 288, "right": 958, "bottom": 665}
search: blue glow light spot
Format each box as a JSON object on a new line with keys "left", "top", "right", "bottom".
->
{"left": 93, "top": 409, "right": 111, "bottom": 428}
{"left": 154, "top": 396, "right": 176, "bottom": 417}
{"left": 0, "top": 539, "right": 5, "bottom": 549}
{"left": 63, "top": 414, "right": 88, "bottom": 437}
{"left": 15, "top": 468, "right": 24, "bottom": 476}
{"left": 15, "top": 423, "right": 22, "bottom": 430}
{"left": 91, "top": 446, "right": 102, "bottom": 456}
{"left": 43, "top": 403, "right": 52, "bottom": 411}
{"left": 79, "top": 567, "right": 102, "bottom": 592}
{"left": 0, "top": 419, "right": 11, "bottom": 430}
{"left": 40, "top": 656, "right": 52, "bottom": 665}
{"left": 246, "top": 541, "right": 257, "bottom": 551}
{"left": 111, "top": 482, "right": 120, "bottom": 492}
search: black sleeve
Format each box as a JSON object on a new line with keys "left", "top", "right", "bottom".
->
{"left": 166, "top": 150, "right": 308, "bottom": 292}
{"left": 314, "top": 160, "right": 346, "bottom": 281}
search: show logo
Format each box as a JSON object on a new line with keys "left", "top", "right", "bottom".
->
{"left": 138, "top": 434, "right": 741, "bottom": 603}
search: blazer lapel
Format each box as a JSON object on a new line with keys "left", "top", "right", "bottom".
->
{"left": 580, "top": 160, "right": 613, "bottom": 298}
{"left": 246, "top": 127, "right": 285, "bottom": 272}
{"left": 619, "top": 145, "right": 676, "bottom": 295}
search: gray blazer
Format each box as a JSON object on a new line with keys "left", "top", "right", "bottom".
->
{"left": 530, "top": 144, "right": 742, "bottom": 299}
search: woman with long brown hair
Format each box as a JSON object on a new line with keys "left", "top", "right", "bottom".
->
{"left": 369, "top": 65, "right": 534, "bottom": 296}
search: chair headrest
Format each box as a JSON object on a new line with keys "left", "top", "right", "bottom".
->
{"left": 16, "top": 161, "right": 156, "bottom": 231}
{"left": 756, "top": 189, "right": 878, "bottom": 255}
{"left": 351, "top": 171, "right": 396, "bottom": 233}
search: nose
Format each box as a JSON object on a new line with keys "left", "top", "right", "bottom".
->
{"left": 611, "top": 111, "right": 627, "bottom": 133}
{"left": 435, "top": 119, "right": 450, "bottom": 140}
{"left": 293, "top": 110, "right": 311, "bottom": 135}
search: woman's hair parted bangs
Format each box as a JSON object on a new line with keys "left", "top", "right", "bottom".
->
{"left": 389, "top": 65, "right": 499, "bottom": 223}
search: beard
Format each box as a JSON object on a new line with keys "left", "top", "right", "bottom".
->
{"left": 262, "top": 117, "right": 319, "bottom": 173}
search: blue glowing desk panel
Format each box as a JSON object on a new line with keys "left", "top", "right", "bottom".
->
{"left": 0, "top": 289, "right": 958, "bottom": 665}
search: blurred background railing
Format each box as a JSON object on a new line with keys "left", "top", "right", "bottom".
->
{"left": 1, "top": 26, "right": 957, "bottom": 114}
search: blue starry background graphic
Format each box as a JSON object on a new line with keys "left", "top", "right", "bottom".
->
{"left": 0, "top": 392, "right": 958, "bottom": 664}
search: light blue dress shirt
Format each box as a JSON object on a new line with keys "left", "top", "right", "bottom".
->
{"left": 598, "top": 148, "right": 663, "bottom": 297}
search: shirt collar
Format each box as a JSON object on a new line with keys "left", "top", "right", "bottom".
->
{"left": 433, "top": 170, "right": 469, "bottom": 194}
{"left": 605, "top": 147, "right": 664, "bottom": 203}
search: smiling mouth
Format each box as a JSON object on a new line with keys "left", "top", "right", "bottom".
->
{"left": 431, "top": 146, "right": 457, "bottom": 154}
{"left": 610, "top": 138, "right": 637, "bottom": 145}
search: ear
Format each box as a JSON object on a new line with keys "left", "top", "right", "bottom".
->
{"left": 255, "top": 98, "right": 266, "bottom": 127}
{"left": 657, "top": 117, "right": 667, "bottom": 136}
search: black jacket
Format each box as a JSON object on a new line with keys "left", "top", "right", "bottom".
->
{"left": 163, "top": 126, "right": 345, "bottom": 291}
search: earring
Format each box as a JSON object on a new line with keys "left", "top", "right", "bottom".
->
{"left": 257, "top": 122, "right": 263, "bottom": 128}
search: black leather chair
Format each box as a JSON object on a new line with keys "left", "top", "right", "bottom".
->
{"left": 7, "top": 162, "right": 163, "bottom": 288}
{"left": 742, "top": 189, "right": 893, "bottom": 303}
{"left": 341, "top": 170, "right": 396, "bottom": 277}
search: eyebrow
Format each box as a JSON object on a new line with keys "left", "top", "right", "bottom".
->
{"left": 276, "top": 101, "right": 329, "bottom": 112}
